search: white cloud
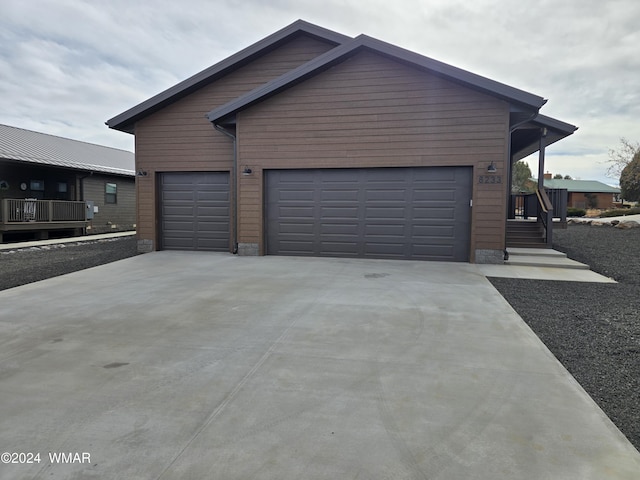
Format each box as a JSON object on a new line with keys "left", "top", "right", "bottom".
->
{"left": 0, "top": 0, "right": 638, "bottom": 183}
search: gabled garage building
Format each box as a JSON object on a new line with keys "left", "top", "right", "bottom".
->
{"left": 107, "top": 20, "right": 577, "bottom": 263}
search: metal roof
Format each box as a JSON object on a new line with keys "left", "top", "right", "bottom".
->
{"left": 207, "top": 33, "right": 548, "bottom": 124}
{"left": 106, "top": 20, "right": 351, "bottom": 133}
{"left": 543, "top": 178, "right": 620, "bottom": 193}
{"left": 0, "top": 124, "right": 134, "bottom": 176}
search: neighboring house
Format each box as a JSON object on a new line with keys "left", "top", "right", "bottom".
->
{"left": 107, "top": 20, "right": 577, "bottom": 263}
{"left": 543, "top": 175, "right": 620, "bottom": 209}
{"left": 0, "top": 124, "right": 135, "bottom": 242}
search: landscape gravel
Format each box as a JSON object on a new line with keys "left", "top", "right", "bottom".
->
{"left": 0, "top": 236, "right": 139, "bottom": 291}
{"left": 490, "top": 224, "right": 640, "bottom": 451}
{"left": 1, "top": 227, "right": 638, "bottom": 452}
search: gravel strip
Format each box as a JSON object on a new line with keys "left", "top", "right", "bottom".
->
{"left": 490, "top": 224, "right": 640, "bottom": 451}
{"left": 0, "top": 236, "right": 139, "bottom": 291}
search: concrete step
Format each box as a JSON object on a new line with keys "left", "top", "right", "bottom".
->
{"left": 506, "top": 240, "right": 547, "bottom": 248}
{"left": 505, "top": 256, "right": 590, "bottom": 269}
{"left": 508, "top": 248, "right": 566, "bottom": 258}
{"left": 505, "top": 248, "right": 589, "bottom": 269}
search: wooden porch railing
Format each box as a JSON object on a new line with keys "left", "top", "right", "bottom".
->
{"left": 510, "top": 189, "right": 567, "bottom": 222}
{"left": 545, "top": 188, "right": 568, "bottom": 221}
{"left": 1, "top": 199, "right": 86, "bottom": 224}
{"left": 535, "top": 188, "right": 554, "bottom": 244}
{"left": 509, "top": 188, "right": 567, "bottom": 246}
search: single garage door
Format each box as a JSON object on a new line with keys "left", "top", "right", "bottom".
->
{"left": 266, "top": 167, "right": 472, "bottom": 261}
{"left": 160, "top": 172, "right": 229, "bottom": 251}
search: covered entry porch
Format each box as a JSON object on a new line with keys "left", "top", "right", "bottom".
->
{"left": 506, "top": 113, "right": 578, "bottom": 248}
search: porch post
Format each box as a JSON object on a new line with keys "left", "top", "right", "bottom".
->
{"left": 537, "top": 128, "right": 553, "bottom": 244}
{"left": 538, "top": 127, "right": 547, "bottom": 189}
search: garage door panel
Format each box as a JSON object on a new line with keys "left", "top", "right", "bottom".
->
{"left": 278, "top": 240, "right": 315, "bottom": 253}
{"left": 321, "top": 189, "right": 359, "bottom": 201}
{"left": 321, "top": 224, "right": 359, "bottom": 235}
{"left": 197, "top": 206, "right": 229, "bottom": 216}
{"left": 279, "top": 223, "right": 315, "bottom": 234}
{"left": 320, "top": 242, "right": 359, "bottom": 254}
{"left": 279, "top": 190, "right": 315, "bottom": 201}
{"left": 279, "top": 206, "right": 315, "bottom": 217}
{"left": 365, "top": 189, "right": 406, "bottom": 201}
{"left": 321, "top": 206, "right": 359, "bottom": 218}
{"left": 197, "top": 192, "right": 228, "bottom": 202}
{"left": 413, "top": 189, "right": 456, "bottom": 201}
{"left": 412, "top": 225, "right": 455, "bottom": 237}
{"left": 414, "top": 168, "right": 456, "bottom": 181}
{"left": 196, "top": 221, "right": 228, "bottom": 231}
{"left": 160, "top": 172, "right": 229, "bottom": 251}
{"left": 163, "top": 205, "right": 195, "bottom": 216}
{"left": 413, "top": 206, "right": 456, "bottom": 218}
{"left": 266, "top": 167, "right": 471, "bottom": 261}
{"left": 365, "top": 224, "right": 406, "bottom": 236}
{"left": 363, "top": 243, "right": 405, "bottom": 256}
{"left": 162, "top": 191, "right": 195, "bottom": 201}
{"left": 365, "top": 206, "right": 407, "bottom": 218}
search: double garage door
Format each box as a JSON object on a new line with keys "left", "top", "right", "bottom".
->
{"left": 266, "top": 167, "right": 472, "bottom": 262}
{"left": 159, "top": 167, "right": 471, "bottom": 261}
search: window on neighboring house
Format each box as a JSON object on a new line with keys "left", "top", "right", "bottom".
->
{"left": 30, "top": 180, "right": 45, "bottom": 199}
{"left": 56, "top": 182, "right": 68, "bottom": 200}
{"left": 30, "top": 180, "right": 45, "bottom": 191}
{"left": 105, "top": 183, "right": 117, "bottom": 204}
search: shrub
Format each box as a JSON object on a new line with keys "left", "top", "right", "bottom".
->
{"left": 567, "top": 207, "right": 586, "bottom": 217}
{"left": 599, "top": 207, "right": 640, "bottom": 217}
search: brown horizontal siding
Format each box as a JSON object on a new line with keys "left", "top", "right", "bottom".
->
{"left": 250, "top": 122, "right": 503, "bottom": 138}
{"left": 242, "top": 132, "right": 505, "bottom": 147}
{"left": 238, "top": 175, "right": 262, "bottom": 242}
{"left": 132, "top": 34, "right": 337, "bottom": 250}
{"left": 245, "top": 106, "right": 505, "bottom": 123}
{"left": 247, "top": 90, "right": 471, "bottom": 108}
{"left": 237, "top": 50, "right": 510, "bottom": 257}
{"left": 242, "top": 114, "right": 506, "bottom": 133}
{"left": 473, "top": 183, "right": 506, "bottom": 250}
{"left": 241, "top": 142, "right": 504, "bottom": 155}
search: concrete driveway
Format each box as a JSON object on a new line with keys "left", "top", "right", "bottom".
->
{"left": 1, "top": 252, "right": 639, "bottom": 479}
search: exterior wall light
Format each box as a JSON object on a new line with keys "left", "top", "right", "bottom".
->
{"left": 487, "top": 162, "right": 497, "bottom": 173}
{"left": 136, "top": 170, "right": 148, "bottom": 177}
{"left": 242, "top": 166, "right": 253, "bottom": 176}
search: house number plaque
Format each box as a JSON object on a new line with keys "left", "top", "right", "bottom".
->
{"left": 478, "top": 175, "right": 502, "bottom": 184}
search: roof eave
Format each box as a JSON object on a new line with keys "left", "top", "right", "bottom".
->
{"left": 1, "top": 156, "right": 135, "bottom": 177}
{"left": 512, "top": 114, "right": 578, "bottom": 161}
{"left": 207, "top": 34, "right": 548, "bottom": 124}
{"left": 106, "top": 20, "right": 351, "bottom": 133}
{"left": 358, "top": 35, "right": 546, "bottom": 110}
{"left": 533, "top": 113, "right": 578, "bottom": 135}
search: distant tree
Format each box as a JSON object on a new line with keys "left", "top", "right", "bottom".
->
{"left": 553, "top": 173, "right": 563, "bottom": 179}
{"left": 606, "top": 138, "right": 640, "bottom": 179}
{"left": 620, "top": 151, "right": 640, "bottom": 202}
{"left": 564, "top": 175, "right": 572, "bottom": 180}
{"left": 512, "top": 161, "right": 535, "bottom": 193}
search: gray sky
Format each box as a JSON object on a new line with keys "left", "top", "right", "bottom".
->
{"left": 1, "top": 0, "right": 638, "bottom": 185}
